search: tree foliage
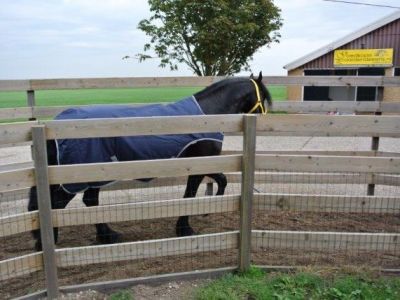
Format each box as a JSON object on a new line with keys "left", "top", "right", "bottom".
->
{"left": 137, "top": 0, "right": 282, "bottom": 76}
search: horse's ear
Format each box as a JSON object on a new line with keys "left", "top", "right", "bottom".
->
{"left": 257, "top": 71, "right": 263, "bottom": 83}
{"left": 250, "top": 73, "right": 254, "bottom": 79}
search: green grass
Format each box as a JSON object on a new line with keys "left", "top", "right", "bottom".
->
{"left": 109, "top": 289, "right": 134, "bottom": 300}
{"left": 194, "top": 267, "right": 400, "bottom": 300}
{"left": 0, "top": 86, "right": 286, "bottom": 108}
{"left": 269, "top": 85, "right": 286, "bottom": 101}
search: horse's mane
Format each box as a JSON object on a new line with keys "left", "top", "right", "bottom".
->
{"left": 194, "top": 78, "right": 245, "bottom": 98}
{"left": 194, "top": 77, "right": 272, "bottom": 108}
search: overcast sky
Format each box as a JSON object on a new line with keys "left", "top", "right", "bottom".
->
{"left": 0, "top": 0, "right": 399, "bottom": 79}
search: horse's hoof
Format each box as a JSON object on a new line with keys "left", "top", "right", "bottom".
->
{"left": 96, "top": 230, "right": 121, "bottom": 244}
{"left": 176, "top": 226, "right": 195, "bottom": 237}
{"left": 34, "top": 241, "right": 42, "bottom": 252}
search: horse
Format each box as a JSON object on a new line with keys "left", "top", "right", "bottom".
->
{"left": 28, "top": 72, "right": 272, "bottom": 251}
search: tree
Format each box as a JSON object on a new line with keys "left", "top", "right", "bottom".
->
{"left": 137, "top": 0, "right": 282, "bottom": 76}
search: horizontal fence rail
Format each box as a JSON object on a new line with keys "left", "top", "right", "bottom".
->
{"left": 2, "top": 114, "right": 400, "bottom": 148}
{"left": 0, "top": 211, "right": 39, "bottom": 238}
{"left": 1, "top": 101, "right": 400, "bottom": 123}
{"left": 255, "top": 155, "right": 400, "bottom": 174}
{"left": 224, "top": 150, "right": 400, "bottom": 157}
{"left": 0, "top": 77, "right": 217, "bottom": 91}
{"left": 52, "top": 194, "right": 240, "bottom": 227}
{"left": 0, "top": 107, "right": 33, "bottom": 120}
{"left": 56, "top": 231, "right": 239, "bottom": 268}
{"left": 252, "top": 230, "right": 400, "bottom": 252}
{"left": 46, "top": 115, "right": 400, "bottom": 139}
{"left": 44, "top": 115, "right": 243, "bottom": 139}
{"left": 48, "top": 155, "right": 241, "bottom": 185}
{"left": 1, "top": 76, "right": 400, "bottom": 91}
{"left": 254, "top": 193, "right": 400, "bottom": 214}
{"left": 0, "top": 253, "right": 43, "bottom": 281}
{"left": 256, "top": 115, "right": 400, "bottom": 137}
{"left": 272, "top": 101, "right": 400, "bottom": 114}
{"left": 0, "top": 115, "right": 244, "bottom": 147}
{"left": 0, "top": 121, "right": 37, "bottom": 145}
{"left": 0, "top": 167, "right": 35, "bottom": 191}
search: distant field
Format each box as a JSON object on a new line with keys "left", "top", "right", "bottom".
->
{"left": 0, "top": 86, "right": 286, "bottom": 108}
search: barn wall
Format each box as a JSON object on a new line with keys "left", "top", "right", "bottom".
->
{"left": 383, "top": 67, "right": 400, "bottom": 102}
{"left": 302, "top": 19, "right": 400, "bottom": 69}
{"left": 286, "top": 19, "right": 400, "bottom": 102}
{"left": 287, "top": 68, "right": 303, "bottom": 101}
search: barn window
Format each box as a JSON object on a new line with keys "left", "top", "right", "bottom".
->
{"left": 356, "top": 68, "right": 385, "bottom": 102}
{"left": 303, "top": 69, "right": 357, "bottom": 101}
{"left": 303, "top": 68, "right": 385, "bottom": 102}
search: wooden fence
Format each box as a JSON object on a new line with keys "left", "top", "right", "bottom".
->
{"left": 0, "top": 76, "right": 399, "bottom": 298}
{"left": 1, "top": 75, "right": 400, "bottom": 123}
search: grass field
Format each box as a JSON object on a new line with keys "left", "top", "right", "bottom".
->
{"left": 107, "top": 267, "right": 400, "bottom": 299}
{"left": 0, "top": 86, "right": 286, "bottom": 108}
{"left": 194, "top": 267, "right": 400, "bottom": 300}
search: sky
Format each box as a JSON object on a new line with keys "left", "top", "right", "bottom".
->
{"left": 0, "top": 0, "right": 399, "bottom": 79}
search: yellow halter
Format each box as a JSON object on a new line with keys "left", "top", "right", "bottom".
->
{"left": 248, "top": 79, "right": 267, "bottom": 115}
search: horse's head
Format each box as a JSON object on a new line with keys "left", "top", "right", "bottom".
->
{"left": 194, "top": 72, "right": 272, "bottom": 115}
{"left": 247, "top": 72, "right": 272, "bottom": 115}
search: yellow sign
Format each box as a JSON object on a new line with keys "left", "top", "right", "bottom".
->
{"left": 334, "top": 48, "right": 393, "bottom": 67}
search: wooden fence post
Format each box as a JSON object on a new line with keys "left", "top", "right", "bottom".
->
{"left": 367, "top": 86, "right": 383, "bottom": 196}
{"left": 27, "top": 90, "right": 36, "bottom": 121}
{"left": 239, "top": 115, "right": 257, "bottom": 272}
{"left": 32, "top": 125, "right": 59, "bottom": 299}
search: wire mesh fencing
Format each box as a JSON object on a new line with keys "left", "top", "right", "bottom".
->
{"left": 1, "top": 112, "right": 400, "bottom": 299}
{"left": 52, "top": 178, "right": 240, "bottom": 288}
{"left": 0, "top": 177, "right": 242, "bottom": 297}
{"left": 0, "top": 188, "right": 46, "bottom": 298}
{"left": 1, "top": 169, "right": 398, "bottom": 297}
{"left": 251, "top": 171, "right": 400, "bottom": 269}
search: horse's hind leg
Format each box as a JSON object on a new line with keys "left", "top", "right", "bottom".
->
{"left": 207, "top": 173, "right": 227, "bottom": 196}
{"left": 176, "top": 174, "right": 204, "bottom": 236}
{"left": 28, "top": 185, "right": 75, "bottom": 251}
{"left": 82, "top": 188, "right": 120, "bottom": 244}
{"left": 199, "top": 173, "right": 227, "bottom": 218}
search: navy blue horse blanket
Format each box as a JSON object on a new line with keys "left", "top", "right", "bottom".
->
{"left": 55, "top": 96, "right": 224, "bottom": 194}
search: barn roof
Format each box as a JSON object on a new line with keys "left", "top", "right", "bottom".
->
{"left": 284, "top": 10, "right": 400, "bottom": 71}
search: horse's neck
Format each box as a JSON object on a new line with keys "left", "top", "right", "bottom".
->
{"left": 195, "top": 94, "right": 227, "bottom": 115}
{"left": 195, "top": 82, "right": 247, "bottom": 115}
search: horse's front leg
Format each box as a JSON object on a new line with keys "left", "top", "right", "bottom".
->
{"left": 176, "top": 174, "right": 205, "bottom": 236}
{"left": 28, "top": 185, "right": 75, "bottom": 251}
{"left": 82, "top": 188, "right": 121, "bottom": 244}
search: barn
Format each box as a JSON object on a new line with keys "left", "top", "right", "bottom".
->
{"left": 284, "top": 10, "right": 400, "bottom": 102}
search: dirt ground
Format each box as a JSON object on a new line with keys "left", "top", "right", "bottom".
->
{"left": 1, "top": 211, "right": 399, "bottom": 299}
{"left": 57, "top": 279, "right": 210, "bottom": 300}
{"left": 1, "top": 136, "right": 399, "bottom": 299}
